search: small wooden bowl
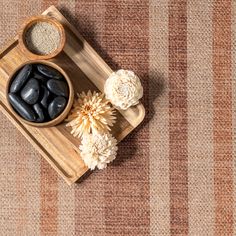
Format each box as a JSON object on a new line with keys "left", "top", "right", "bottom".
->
{"left": 6, "top": 60, "right": 74, "bottom": 127}
{"left": 18, "top": 16, "right": 66, "bottom": 60}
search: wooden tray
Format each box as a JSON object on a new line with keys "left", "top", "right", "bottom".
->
{"left": 0, "top": 6, "right": 145, "bottom": 185}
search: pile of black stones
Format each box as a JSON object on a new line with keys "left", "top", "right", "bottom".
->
{"left": 8, "top": 63, "right": 69, "bottom": 123}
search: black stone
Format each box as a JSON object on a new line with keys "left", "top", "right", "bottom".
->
{"left": 48, "top": 96, "right": 67, "bottom": 120}
{"left": 47, "top": 79, "right": 68, "bottom": 97}
{"left": 37, "top": 64, "right": 63, "bottom": 79}
{"left": 33, "top": 72, "right": 48, "bottom": 84}
{"left": 10, "top": 64, "right": 32, "bottom": 93}
{"left": 40, "top": 86, "right": 50, "bottom": 108}
{"left": 20, "top": 78, "right": 40, "bottom": 105}
{"left": 33, "top": 103, "right": 45, "bottom": 122}
{"left": 8, "top": 93, "right": 36, "bottom": 121}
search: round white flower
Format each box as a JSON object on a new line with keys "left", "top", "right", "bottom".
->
{"left": 104, "top": 69, "right": 143, "bottom": 110}
{"left": 79, "top": 133, "right": 118, "bottom": 170}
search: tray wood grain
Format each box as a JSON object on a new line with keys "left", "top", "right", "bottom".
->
{"left": 0, "top": 6, "right": 145, "bottom": 185}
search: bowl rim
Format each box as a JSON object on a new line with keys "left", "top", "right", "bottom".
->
{"left": 18, "top": 15, "right": 66, "bottom": 60}
{"left": 6, "top": 60, "right": 74, "bottom": 127}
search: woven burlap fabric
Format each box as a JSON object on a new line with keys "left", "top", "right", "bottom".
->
{"left": 0, "top": 0, "right": 235, "bottom": 235}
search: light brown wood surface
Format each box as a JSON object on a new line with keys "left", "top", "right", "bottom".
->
{"left": 0, "top": 6, "right": 145, "bottom": 185}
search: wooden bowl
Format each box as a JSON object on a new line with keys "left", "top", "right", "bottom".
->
{"left": 6, "top": 60, "right": 74, "bottom": 127}
{"left": 18, "top": 15, "right": 66, "bottom": 60}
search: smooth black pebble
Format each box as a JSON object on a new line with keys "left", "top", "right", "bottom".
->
{"left": 8, "top": 93, "right": 36, "bottom": 121}
{"left": 10, "top": 64, "right": 32, "bottom": 93}
{"left": 34, "top": 72, "right": 48, "bottom": 84}
{"left": 33, "top": 103, "right": 45, "bottom": 122}
{"left": 48, "top": 96, "right": 67, "bottom": 119}
{"left": 20, "top": 78, "right": 40, "bottom": 105}
{"left": 37, "top": 64, "right": 63, "bottom": 79}
{"left": 40, "top": 86, "right": 50, "bottom": 108}
{"left": 47, "top": 79, "right": 68, "bottom": 97}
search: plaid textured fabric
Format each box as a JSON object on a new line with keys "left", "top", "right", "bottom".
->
{"left": 0, "top": 0, "right": 235, "bottom": 235}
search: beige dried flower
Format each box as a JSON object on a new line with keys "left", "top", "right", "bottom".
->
{"left": 79, "top": 133, "right": 118, "bottom": 170}
{"left": 66, "top": 91, "right": 116, "bottom": 137}
{"left": 104, "top": 69, "right": 143, "bottom": 110}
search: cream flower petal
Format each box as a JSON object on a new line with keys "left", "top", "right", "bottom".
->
{"left": 79, "top": 133, "right": 118, "bottom": 170}
{"left": 66, "top": 91, "right": 116, "bottom": 137}
{"left": 104, "top": 69, "right": 143, "bottom": 110}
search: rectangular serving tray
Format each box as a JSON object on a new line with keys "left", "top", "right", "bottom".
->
{"left": 0, "top": 6, "right": 145, "bottom": 185}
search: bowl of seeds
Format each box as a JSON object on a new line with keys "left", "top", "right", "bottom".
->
{"left": 19, "top": 15, "right": 66, "bottom": 60}
{"left": 6, "top": 60, "right": 74, "bottom": 127}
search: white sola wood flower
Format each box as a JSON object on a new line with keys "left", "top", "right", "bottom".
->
{"left": 80, "top": 133, "right": 118, "bottom": 170}
{"left": 66, "top": 91, "right": 116, "bottom": 137}
{"left": 104, "top": 69, "right": 143, "bottom": 110}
